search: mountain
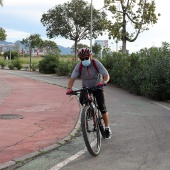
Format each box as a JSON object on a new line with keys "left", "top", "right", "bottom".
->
{"left": 0, "top": 40, "right": 13, "bottom": 45}
{"left": 58, "top": 45, "right": 72, "bottom": 55}
{"left": 0, "top": 40, "right": 72, "bottom": 55}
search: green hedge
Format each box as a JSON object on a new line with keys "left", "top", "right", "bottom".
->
{"left": 100, "top": 45, "right": 170, "bottom": 100}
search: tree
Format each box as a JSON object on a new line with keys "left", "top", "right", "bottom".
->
{"left": 21, "top": 34, "right": 43, "bottom": 71}
{"left": 71, "top": 43, "right": 89, "bottom": 50}
{"left": 0, "top": 1, "right": 7, "bottom": 41}
{"left": 0, "top": 0, "right": 3, "bottom": 6}
{"left": 92, "top": 42, "right": 102, "bottom": 56}
{"left": 3, "top": 51, "right": 18, "bottom": 60}
{"left": 104, "top": 0, "right": 160, "bottom": 54}
{"left": 71, "top": 43, "right": 89, "bottom": 54}
{"left": 0, "top": 27, "right": 6, "bottom": 41}
{"left": 42, "top": 40, "right": 60, "bottom": 55}
{"left": 41, "top": 0, "right": 108, "bottom": 59}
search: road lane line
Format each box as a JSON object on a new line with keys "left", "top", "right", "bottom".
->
{"left": 49, "top": 147, "right": 87, "bottom": 170}
{"left": 152, "top": 101, "right": 170, "bottom": 111}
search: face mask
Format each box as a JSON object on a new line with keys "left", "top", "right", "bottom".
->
{"left": 82, "top": 59, "right": 91, "bottom": 66}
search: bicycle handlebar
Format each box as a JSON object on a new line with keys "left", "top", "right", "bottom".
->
{"left": 71, "top": 85, "right": 106, "bottom": 96}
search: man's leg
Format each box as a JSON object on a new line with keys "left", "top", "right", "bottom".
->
{"left": 102, "top": 112, "right": 109, "bottom": 127}
{"left": 102, "top": 112, "right": 112, "bottom": 139}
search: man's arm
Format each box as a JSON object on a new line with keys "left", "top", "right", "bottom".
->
{"left": 68, "top": 77, "right": 75, "bottom": 89}
{"left": 103, "top": 74, "right": 110, "bottom": 84}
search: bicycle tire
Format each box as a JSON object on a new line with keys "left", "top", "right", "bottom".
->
{"left": 81, "top": 106, "right": 101, "bottom": 156}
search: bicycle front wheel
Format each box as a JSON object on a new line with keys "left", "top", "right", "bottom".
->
{"left": 81, "top": 106, "right": 101, "bottom": 156}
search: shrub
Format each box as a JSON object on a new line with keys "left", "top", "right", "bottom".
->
{"left": 139, "top": 54, "right": 170, "bottom": 100}
{"left": 31, "top": 62, "right": 38, "bottom": 71}
{"left": 100, "top": 44, "right": 170, "bottom": 100}
{"left": 99, "top": 54, "right": 114, "bottom": 74}
{"left": 8, "top": 62, "right": 15, "bottom": 70}
{"left": 122, "top": 53, "right": 142, "bottom": 94}
{"left": 0, "top": 59, "right": 6, "bottom": 69}
{"left": 13, "top": 59, "right": 22, "bottom": 70}
{"left": 39, "top": 55, "right": 59, "bottom": 74}
{"left": 55, "top": 60, "right": 78, "bottom": 76}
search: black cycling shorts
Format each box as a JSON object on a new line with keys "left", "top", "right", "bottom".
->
{"left": 79, "top": 88, "right": 107, "bottom": 114}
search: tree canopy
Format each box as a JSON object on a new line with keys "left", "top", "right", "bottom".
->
{"left": 21, "top": 34, "right": 43, "bottom": 70}
{"left": 71, "top": 43, "right": 89, "bottom": 51}
{"left": 104, "top": 0, "right": 160, "bottom": 54}
{"left": 42, "top": 40, "right": 60, "bottom": 55}
{"left": 92, "top": 42, "right": 102, "bottom": 56}
{"left": 41, "top": 0, "right": 108, "bottom": 58}
{"left": 0, "top": 1, "right": 7, "bottom": 41}
{"left": 0, "top": 27, "right": 6, "bottom": 41}
{"left": 0, "top": 0, "right": 3, "bottom": 6}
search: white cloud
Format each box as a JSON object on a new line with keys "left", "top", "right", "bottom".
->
{"left": 5, "top": 29, "right": 30, "bottom": 41}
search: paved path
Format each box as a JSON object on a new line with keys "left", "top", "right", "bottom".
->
{"left": 0, "top": 70, "right": 80, "bottom": 169}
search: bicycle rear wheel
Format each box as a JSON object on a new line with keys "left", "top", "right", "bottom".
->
{"left": 81, "top": 106, "right": 101, "bottom": 156}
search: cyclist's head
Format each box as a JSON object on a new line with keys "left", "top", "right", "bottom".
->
{"left": 78, "top": 48, "right": 92, "bottom": 60}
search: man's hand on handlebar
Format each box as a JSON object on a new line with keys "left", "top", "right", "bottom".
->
{"left": 97, "top": 82, "right": 106, "bottom": 89}
{"left": 66, "top": 88, "right": 73, "bottom": 95}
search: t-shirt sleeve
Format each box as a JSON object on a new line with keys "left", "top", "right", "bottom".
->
{"left": 71, "top": 62, "right": 81, "bottom": 79}
{"left": 94, "top": 59, "right": 109, "bottom": 76}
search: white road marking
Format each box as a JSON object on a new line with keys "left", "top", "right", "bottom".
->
{"left": 152, "top": 101, "right": 170, "bottom": 111}
{"left": 49, "top": 147, "right": 87, "bottom": 170}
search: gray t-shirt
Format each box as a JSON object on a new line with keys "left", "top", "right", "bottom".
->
{"left": 71, "top": 59, "right": 109, "bottom": 87}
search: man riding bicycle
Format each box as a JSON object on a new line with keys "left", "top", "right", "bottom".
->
{"left": 66, "top": 48, "right": 112, "bottom": 139}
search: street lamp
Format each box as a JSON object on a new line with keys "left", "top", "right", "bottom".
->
{"left": 90, "top": 0, "right": 93, "bottom": 52}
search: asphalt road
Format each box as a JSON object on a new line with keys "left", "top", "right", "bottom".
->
{"left": 1, "top": 70, "right": 170, "bottom": 170}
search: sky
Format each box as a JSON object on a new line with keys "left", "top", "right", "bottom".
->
{"left": 0, "top": 0, "right": 169, "bottom": 53}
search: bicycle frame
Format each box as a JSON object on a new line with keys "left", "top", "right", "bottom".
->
{"left": 72, "top": 86, "right": 99, "bottom": 117}
{"left": 72, "top": 86, "right": 105, "bottom": 133}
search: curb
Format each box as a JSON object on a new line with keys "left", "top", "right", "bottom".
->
{"left": 0, "top": 99, "right": 82, "bottom": 170}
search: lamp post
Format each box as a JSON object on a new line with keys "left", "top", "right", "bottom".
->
{"left": 90, "top": 0, "right": 93, "bottom": 52}
{"left": 90, "top": 1, "right": 105, "bottom": 52}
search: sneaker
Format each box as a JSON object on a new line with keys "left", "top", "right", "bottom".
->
{"left": 105, "top": 128, "right": 112, "bottom": 139}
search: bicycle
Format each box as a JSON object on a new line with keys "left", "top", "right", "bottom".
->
{"left": 70, "top": 86, "right": 106, "bottom": 156}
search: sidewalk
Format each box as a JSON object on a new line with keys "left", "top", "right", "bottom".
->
{"left": 0, "top": 71, "right": 80, "bottom": 169}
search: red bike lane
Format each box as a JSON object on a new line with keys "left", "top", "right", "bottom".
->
{"left": 0, "top": 71, "right": 80, "bottom": 166}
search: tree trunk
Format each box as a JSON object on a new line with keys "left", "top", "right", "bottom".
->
{"left": 122, "top": 37, "right": 126, "bottom": 55}
{"left": 122, "top": 11, "right": 126, "bottom": 55}
{"left": 74, "top": 40, "right": 78, "bottom": 60}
